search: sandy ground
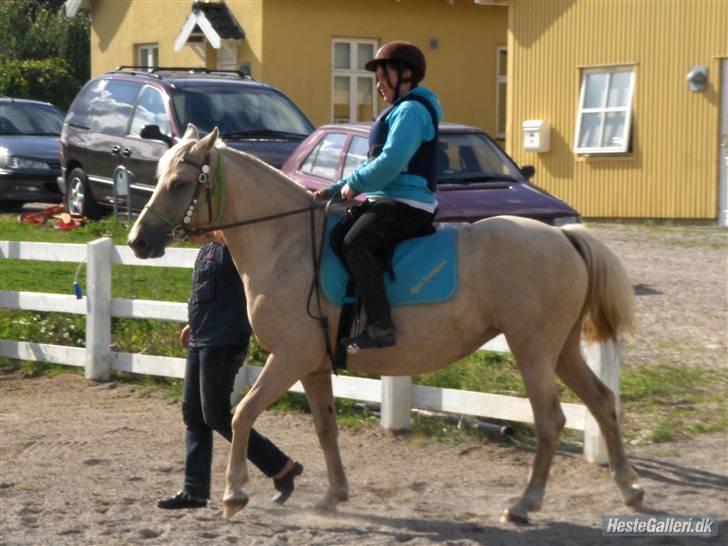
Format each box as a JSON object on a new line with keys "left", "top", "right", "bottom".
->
{"left": 1, "top": 221, "right": 727, "bottom": 545}
{"left": 0, "top": 373, "right": 726, "bottom": 546}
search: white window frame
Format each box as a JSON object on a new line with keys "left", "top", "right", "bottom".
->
{"left": 331, "top": 38, "right": 378, "bottom": 123}
{"left": 137, "top": 44, "right": 159, "bottom": 68}
{"left": 495, "top": 46, "right": 507, "bottom": 140}
{"left": 574, "top": 66, "right": 635, "bottom": 154}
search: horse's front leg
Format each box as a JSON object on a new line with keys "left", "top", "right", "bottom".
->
{"left": 301, "top": 369, "right": 349, "bottom": 509}
{"left": 223, "top": 351, "right": 312, "bottom": 518}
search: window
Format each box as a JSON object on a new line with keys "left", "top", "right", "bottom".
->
{"left": 574, "top": 66, "right": 635, "bottom": 154}
{"left": 136, "top": 44, "right": 159, "bottom": 68}
{"left": 332, "top": 39, "right": 378, "bottom": 123}
{"left": 171, "top": 87, "right": 312, "bottom": 137}
{"left": 300, "top": 133, "right": 347, "bottom": 180}
{"left": 129, "top": 86, "right": 170, "bottom": 137}
{"left": 496, "top": 46, "right": 507, "bottom": 140}
{"left": 89, "top": 80, "right": 142, "bottom": 136}
{"left": 342, "top": 136, "right": 368, "bottom": 178}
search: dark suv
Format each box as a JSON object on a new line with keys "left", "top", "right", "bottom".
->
{"left": 59, "top": 67, "right": 314, "bottom": 218}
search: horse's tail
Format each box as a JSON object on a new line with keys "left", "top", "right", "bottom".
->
{"left": 561, "top": 225, "right": 635, "bottom": 342}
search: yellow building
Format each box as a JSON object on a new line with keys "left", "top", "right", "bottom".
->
{"left": 77, "top": 0, "right": 728, "bottom": 222}
{"left": 507, "top": 0, "right": 728, "bottom": 223}
{"left": 81, "top": 0, "right": 508, "bottom": 138}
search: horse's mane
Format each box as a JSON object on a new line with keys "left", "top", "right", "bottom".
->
{"left": 220, "top": 142, "right": 314, "bottom": 201}
{"left": 158, "top": 136, "right": 313, "bottom": 201}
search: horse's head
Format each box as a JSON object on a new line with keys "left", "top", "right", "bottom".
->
{"left": 128, "top": 124, "right": 219, "bottom": 258}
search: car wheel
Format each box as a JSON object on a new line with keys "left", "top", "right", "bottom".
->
{"left": 66, "top": 168, "right": 102, "bottom": 219}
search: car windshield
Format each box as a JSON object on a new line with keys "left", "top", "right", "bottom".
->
{"left": 438, "top": 132, "right": 521, "bottom": 183}
{"left": 0, "top": 102, "right": 65, "bottom": 136}
{"left": 171, "top": 86, "right": 313, "bottom": 138}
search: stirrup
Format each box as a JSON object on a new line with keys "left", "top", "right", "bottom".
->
{"left": 342, "top": 328, "right": 396, "bottom": 353}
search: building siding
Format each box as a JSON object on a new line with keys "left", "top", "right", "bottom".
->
{"left": 508, "top": 0, "right": 728, "bottom": 219}
{"left": 87, "top": 0, "right": 507, "bottom": 135}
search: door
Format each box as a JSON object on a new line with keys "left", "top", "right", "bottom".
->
{"left": 125, "top": 86, "right": 174, "bottom": 211}
{"left": 720, "top": 59, "right": 728, "bottom": 227}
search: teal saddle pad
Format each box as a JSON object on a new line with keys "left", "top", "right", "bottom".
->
{"left": 321, "top": 216, "right": 459, "bottom": 307}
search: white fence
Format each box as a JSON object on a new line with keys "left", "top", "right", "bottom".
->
{"left": 0, "top": 238, "right": 620, "bottom": 463}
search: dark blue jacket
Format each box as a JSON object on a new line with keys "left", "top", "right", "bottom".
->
{"left": 188, "top": 242, "right": 251, "bottom": 347}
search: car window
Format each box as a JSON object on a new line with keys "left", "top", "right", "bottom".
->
{"left": 342, "top": 135, "right": 368, "bottom": 178}
{"left": 439, "top": 132, "right": 520, "bottom": 182}
{"left": 88, "top": 79, "right": 142, "bottom": 136}
{"left": 129, "top": 86, "right": 171, "bottom": 137}
{"left": 300, "top": 133, "right": 347, "bottom": 180}
{"left": 66, "top": 80, "right": 105, "bottom": 129}
{"left": 0, "top": 102, "right": 64, "bottom": 136}
{"left": 171, "top": 86, "right": 312, "bottom": 137}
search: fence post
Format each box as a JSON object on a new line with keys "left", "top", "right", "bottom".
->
{"left": 380, "top": 375, "right": 412, "bottom": 431}
{"left": 582, "top": 339, "right": 622, "bottom": 464}
{"left": 85, "top": 238, "right": 112, "bottom": 380}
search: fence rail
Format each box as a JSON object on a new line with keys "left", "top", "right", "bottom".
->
{"left": 1, "top": 238, "right": 619, "bottom": 463}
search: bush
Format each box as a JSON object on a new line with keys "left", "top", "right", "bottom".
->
{"left": 0, "top": 57, "right": 80, "bottom": 110}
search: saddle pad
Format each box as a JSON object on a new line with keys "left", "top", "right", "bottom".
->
{"left": 321, "top": 217, "right": 459, "bottom": 307}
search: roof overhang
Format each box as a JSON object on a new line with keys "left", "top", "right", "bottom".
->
{"left": 175, "top": 2, "right": 244, "bottom": 53}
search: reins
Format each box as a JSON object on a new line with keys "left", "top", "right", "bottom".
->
{"left": 150, "top": 144, "right": 337, "bottom": 367}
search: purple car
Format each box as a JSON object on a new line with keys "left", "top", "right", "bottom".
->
{"left": 281, "top": 122, "right": 580, "bottom": 226}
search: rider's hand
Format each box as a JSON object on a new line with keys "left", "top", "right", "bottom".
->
{"left": 312, "top": 189, "right": 329, "bottom": 200}
{"left": 341, "top": 185, "right": 356, "bottom": 203}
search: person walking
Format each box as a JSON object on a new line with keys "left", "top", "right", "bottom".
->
{"left": 158, "top": 231, "right": 302, "bottom": 509}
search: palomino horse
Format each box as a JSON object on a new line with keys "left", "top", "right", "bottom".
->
{"left": 128, "top": 125, "right": 644, "bottom": 523}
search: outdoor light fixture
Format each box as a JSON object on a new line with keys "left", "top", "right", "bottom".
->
{"left": 686, "top": 66, "right": 708, "bottom": 92}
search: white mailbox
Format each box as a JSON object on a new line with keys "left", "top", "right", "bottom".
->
{"left": 522, "top": 120, "right": 550, "bottom": 153}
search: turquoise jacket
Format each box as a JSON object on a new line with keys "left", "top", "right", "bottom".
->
{"left": 326, "top": 86, "right": 443, "bottom": 206}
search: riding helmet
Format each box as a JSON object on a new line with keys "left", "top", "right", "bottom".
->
{"left": 364, "top": 41, "right": 426, "bottom": 83}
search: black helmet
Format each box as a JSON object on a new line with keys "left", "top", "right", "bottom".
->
{"left": 364, "top": 41, "right": 426, "bottom": 83}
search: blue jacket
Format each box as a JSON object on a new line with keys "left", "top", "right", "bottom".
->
{"left": 327, "top": 86, "right": 443, "bottom": 206}
{"left": 188, "top": 242, "right": 251, "bottom": 347}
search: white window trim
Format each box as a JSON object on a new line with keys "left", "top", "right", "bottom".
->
{"left": 574, "top": 66, "right": 635, "bottom": 154}
{"left": 137, "top": 44, "right": 159, "bottom": 68}
{"left": 496, "top": 46, "right": 507, "bottom": 140}
{"left": 331, "top": 38, "right": 379, "bottom": 123}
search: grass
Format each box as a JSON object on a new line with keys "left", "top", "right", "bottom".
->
{"left": 2, "top": 213, "right": 726, "bottom": 445}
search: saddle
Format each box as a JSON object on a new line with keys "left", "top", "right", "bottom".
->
{"left": 320, "top": 216, "right": 459, "bottom": 370}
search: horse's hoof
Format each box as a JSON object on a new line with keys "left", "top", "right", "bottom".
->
{"left": 623, "top": 484, "right": 645, "bottom": 507}
{"left": 500, "top": 508, "right": 529, "bottom": 525}
{"left": 222, "top": 495, "right": 249, "bottom": 518}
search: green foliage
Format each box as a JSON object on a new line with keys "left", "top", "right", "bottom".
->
{"left": 0, "top": 0, "right": 90, "bottom": 110}
{"left": 0, "top": 57, "right": 80, "bottom": 111}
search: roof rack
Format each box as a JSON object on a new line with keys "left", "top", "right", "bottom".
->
{"left": 111, "top": 66, "right": 252, "bottom": 80}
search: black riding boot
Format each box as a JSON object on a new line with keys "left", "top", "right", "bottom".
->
{"left": 341, "top": 248, "right": 396, "bottom": 351}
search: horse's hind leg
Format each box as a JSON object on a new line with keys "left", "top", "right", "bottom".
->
{"left": 502, "top": 344, "right": 565, "bottom": 524}
{"left": 301, "top": 370, "right": 349, "bottom": 509}
{"left": 556, "top": 327, "right": 644, "bottom": 507}
{"left": 224, "top": 351, "right": 316, "bottom": 518}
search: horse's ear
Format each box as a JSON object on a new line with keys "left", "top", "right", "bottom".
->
{"left": 183, "top": 124, "right": 199, "bottom": 141}
{"left": 191, "top": 127, "right": 219, "bottom": 158}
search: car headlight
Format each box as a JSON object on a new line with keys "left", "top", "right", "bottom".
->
{"left": 0, "top": 147, "right": 51, "bottom": 170}
{"left": 553, "top": 215, "right": 582, "bottom": 226}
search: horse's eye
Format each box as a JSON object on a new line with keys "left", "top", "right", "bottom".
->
{"left": 170, "top": 179, "right": 185, "bottom": 191}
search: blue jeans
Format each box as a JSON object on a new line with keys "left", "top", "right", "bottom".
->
{"left": 182, "top": 343, "right": 288, "bottom": 499}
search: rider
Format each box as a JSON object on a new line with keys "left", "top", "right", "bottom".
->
{"left": 313, "top": 40, "right": 443, "bottom": 350}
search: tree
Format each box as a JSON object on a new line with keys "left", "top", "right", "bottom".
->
{"left": 0, "top": 0, "right": 90, "bottom": 110}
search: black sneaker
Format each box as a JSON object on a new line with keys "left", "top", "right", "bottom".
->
{"left": 157, "top": 491, "right": 207, "bottom": 510}
{"left": 272, "top": 462, "right": 303, "bottom": 505}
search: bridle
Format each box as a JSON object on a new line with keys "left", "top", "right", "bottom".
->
{"left": 143, "top": 145, "right": 337, "bottom": 365}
